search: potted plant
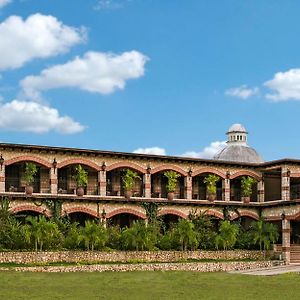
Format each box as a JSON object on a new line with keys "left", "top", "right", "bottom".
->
{"left": 241, "top": 176, "right": 256, "bottom": 203}
{"left": 74, "top": 165, "right": 88, "bottom": 196}
{"left": 24, "top": 162, "right": 37, "bottom": 195}
{"left": 203, "top": 174, "right": 220, "bottom": 201}
{"left": 164, "top": 170, "right": 180, "bottom": 201}
{"left": 122, "top": 169, "right": 141, "bottom": 199}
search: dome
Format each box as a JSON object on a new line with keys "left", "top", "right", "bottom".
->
{"left": 214, "top": 123, "right": 263, "bottom": 163}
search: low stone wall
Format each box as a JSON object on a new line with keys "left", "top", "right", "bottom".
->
{"left": 0, "top": 250, "right": 269, "bottom": 264}
{"left": 0, "top": 261, "right": 282, "bottom": 273}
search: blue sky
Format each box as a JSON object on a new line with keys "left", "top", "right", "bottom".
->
{"left": 1, "top": 0, "right": 300, "bottom": 161}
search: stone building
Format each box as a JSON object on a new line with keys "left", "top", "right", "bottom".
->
{"left": 0, "top": 124, "right": 299, "bottom": 263}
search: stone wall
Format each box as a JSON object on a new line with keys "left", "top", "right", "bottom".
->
{"left": 0, "top": 250, "right": 269, "bottom": 264}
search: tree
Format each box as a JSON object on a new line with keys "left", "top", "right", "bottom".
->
{"left": 175, "top": 219, "right": 198, "bottom": 251}
{"left": 215, "top": 220, "right": 239, "bottom": 250}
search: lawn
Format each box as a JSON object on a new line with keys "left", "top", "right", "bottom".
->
{"left": 0, "top": 271, "right": 299, "bottom": 300}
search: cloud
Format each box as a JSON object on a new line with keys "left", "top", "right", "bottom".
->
{"left": 0, "top": 13, "right": 86, "bottom": 71}
{"left": 0, "top": 99, "right": 85, "bottom": 134}
{"left": 20, "top": 50, "right": 148, "bottom": 100}
{"left": 0, "top": 0, "right": 11, "bottom": 8}
{"left": 225, "top": 85, "right": 259, "bottom": 99}
{"left": 133, "top": 147, "right": 166, "bottom": 156}
{"left": 94, "top": 0, "right": 131, "bottom": 10}
{"left": 264, "top": 68, "right": 300, "bottom": 101}
{"left": 181, "top": 141, "right": 227, "bottom": 159}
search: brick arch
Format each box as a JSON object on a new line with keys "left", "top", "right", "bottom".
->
{"left": 288, "top": 210, "right": 300, "bottom": 221}
{"left": 5, "top": 156, "right": 52, "bottom": 168}
{"left": 158, "top": 208, "right": 188, "bottom": 219}
{"left": 106, "top": 208, "right": 146, "bottom": 219}
{"left": 192, "top": 167, "right": 226, "bottom": 179}
{"left": 57, "top": 158, "right": 100, "bottom": 171}
{"left": 151, "top": 165, "right": 187, "bottom": 176}
{"left": 62, "top": 206, "right": 98, "bottom": 218}
{"left": 10, "top": 204, "right": 52, "bottom": 218}
{"left": 230, "top": 210, "right": 259, "bottom": 221}
{"left": 230, "top": 170, "right": 261, "bottom": 181}
{"left": 106, "top": 162, "right": 146, "bottom": 174}
{"left": 205, "top": 209, "right": 224, "bottom": 219}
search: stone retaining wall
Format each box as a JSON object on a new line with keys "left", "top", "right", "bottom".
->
{"left": 0, "top": 250, "right": 269, "bottom": 264}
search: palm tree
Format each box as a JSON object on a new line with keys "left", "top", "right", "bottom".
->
{"left": 176, "top": 219, "right": 198, "bottom": 251}
{"left": 215, "top": 220, "right": 239, "bottom": 250}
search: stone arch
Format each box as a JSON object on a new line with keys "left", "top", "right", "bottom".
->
{"left": 151, "top": 165, "right": 187, "bottom": 176}
{"left": 192, "top": 167, "right": 226, "bottom": 179}
{"left": 289, "top": 211, "right": 300, "bottom": 221}
{"left": 62, "top": 206, "right": 98, "bottom": 218}
{"left": 10, "top": 204, "right": 52, "bottom": 218}
{"left": 106, "top": 161, "right": 146, "bottom": 174}
{"left": 230, "top": 170, "right": 261, "bottom": 181}
{"left": 158, "top": 208, "right": 188, "bottom": 219}
{"left": 106, "top": 208, "right": 146, "bottom": 219}
{"left": 57, "top": 158, "right": 100, "bottom": 171}
{"left": 205, "top": 209, "right": 224, "bottom": 219}
{"left": 230, "top": 210, "right": 259, "bottom": 221}
{"left": 5, "top": 155, "right": 52, "bottom": 168}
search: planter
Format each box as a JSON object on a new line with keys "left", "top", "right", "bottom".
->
{"left": 242, "top": 196, "right": 250, "bottom": 203}
{"left": 25, "top": 185, "right": 33, "bottom": 195}
{"left": 207, "top": 193, "right": 216, "bottom": 202}
{"left": 76, "top": 187, "right": 85, "bottom": 197}
{"left": 124, "top": 190, "right": 132, "bottom": 199}
{"left": 167, "top": 192, "right": 174, "bottom": 201}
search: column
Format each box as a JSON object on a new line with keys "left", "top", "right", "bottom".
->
{"left": 282, "top": 218, "right": 291, "bottom": 264}
{"left": 144, "top": 173, "right": 151, "bottom": 198}
{"left": 99, "top": 170, "right": 106, "bottom": 196}
{"left": 184, "top": 175, "right": 192, "bottom": 200}
{"left": 0, "top": 164, "right": 5, "bottom": 193}
{"left": 223, "top": 177, "right": 230, "bottom": 202}
{"left": 257, "top": 180, "right": 265, "bottom": 202}
{"left": 281, "top": 166, "right": 290, "bottom": 201}
{"left": 49, "top": 167, "right": 58, "bottom": 194}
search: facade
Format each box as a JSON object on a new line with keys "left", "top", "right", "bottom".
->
{"left": 0, "top": 124, "right": 300, "bottom": 263}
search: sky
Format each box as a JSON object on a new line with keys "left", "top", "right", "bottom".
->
{"left": 1, "top": 0, "right": 300, "bottom": 161}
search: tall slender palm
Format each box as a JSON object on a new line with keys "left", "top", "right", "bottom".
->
{"left": 215, "top": 220, "right": 239, "bottom": 250}
{"left": 176, "top": 219, "right": 198, "bottom": 251}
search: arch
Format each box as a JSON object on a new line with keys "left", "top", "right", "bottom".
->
{"left": 288, "top": 211, "right": 300, "bottom": 221}
{"left": 151, "top": 164, "right": 187, "bottom": 176}
{"left": 62, "top": 206, "right": 99, "bottom": 218}
{"left": 205, "top": 209, "right": 224, "bottom": 219}
{"left": 106, "top": 208, "right": 146, "bottom": 219}
{"left": 10, "top": 204, "right": 52, "bottom": 218}
{"left": 106, "top": 161, "right": 146, "bottom": 174}
{"left": 230, "top": 170, "right": 261, "bottom": 181}
{"left": 5, "top": 155, "right": 52, "bottom": 168}
{"left": 158, "top": 208, "right": 188, "bottom": 219}
{"left": 230, "top": 210, "right": 259, "bottom": 221}
{"left": 192, "top": 167, "right": 226, "bottom": 179}
{"left": 57, "top": 158, "right": 100, "bottom": 171}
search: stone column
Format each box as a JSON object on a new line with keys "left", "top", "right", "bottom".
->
{"left": 50, "top": 167, "right": 58, "bottom": 194}
{"left": 257, "top": 180, "right": 265, "bottom": 202}
{"left": 144, "top": 173, "right": 151, "bottom": 198}
{"left": 0, "top": 164, "right": 5, "bottom": 193}
{"left": 282, "top": 218, "right": 291, "bottom": 264}
{"left": 223, "top": 177, "right": 230, "bottom": 202}
{"left": 184, "top": 175, "right": 192, "bottom": 200}
{"left": 281, "top": 166, "right": 290, "bottom": 201}
{"left": 99, "top": 170, "right": 106, "bottom": 196}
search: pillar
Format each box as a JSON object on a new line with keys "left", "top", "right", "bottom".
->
{"left": 50, "top": 167, "right": 58, "bottom": 194}
{"left": 99, "top": 170, "right": 106, "bottom": 196}
{"left": 257, "top": 180, "right": 265, "bottom": 202}
{"left": 282, "top": 218, "right": 291, "bottom": 264}
{"left": 223, "top": 177, "right": 230, "bottom": 202}
{"left": 184, "top": 175, "right": 192, "bottom": 200}
{"left": 0, "top": 164, "right": 5, "bottom": 193}
{"left": 144, "top": 173, "right": 151, "bottom": 198}
{"left": 281, "top": 166, "right": 290, "bottom": 201}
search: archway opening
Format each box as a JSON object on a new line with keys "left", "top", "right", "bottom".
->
{"left": 230, "top": 176, "right": 258, "bottom": 202}
{"left": 160, "top": 214, "right": 181, "bottom": 231}
{"left": 108, "top": 213, "right": 141, "bottom": 228}
{"left": 14, "top": 210, "right": 46, "bottom": 223}
{"left": 67, "top": 212, "right": 98, "bottom": 226}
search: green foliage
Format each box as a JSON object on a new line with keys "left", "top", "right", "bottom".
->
{"left": 141, "top": 202, "right": 160, "bottom": 224}
{"left": 241, "top": 176, "right": 256, "bottom": 197}
{"left": 203, "top": 174, "right": 220, "bottom": 194}
{"left": 215, "top": 220, "right": 239, "bottom": 250}
{"left": 106, "top": 226, "right": 122, "bottom": 250}
{"left": 63, "top": 222, "right": 82, "bottom": 250}
{"left": 122, "top": 169, "right": 141, "bottom": 190}
{"left": 74, "top": 165, "right": 88, "bottom": 188}
{"left": 24, "top": 162, "right": 37, "bottom": 185}
{"left": 164, "top": 170, "right": 180, "bottom": 192}
{"left": 175, "top": 219, "right": 199, "bottom": 250}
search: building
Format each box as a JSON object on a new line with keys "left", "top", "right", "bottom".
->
{"left": 0, "top": 124, "right": 299, "bottom": 262}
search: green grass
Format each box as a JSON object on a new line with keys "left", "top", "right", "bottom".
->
{"left": 0, "top": 271, "right": 299, "bottom": 299}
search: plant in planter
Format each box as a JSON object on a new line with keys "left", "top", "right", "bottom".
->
{"left": 122, "top": 169, "right": 141, "bottom": 199}
{"left": 241, "top": 176, "right": 256, "bottom": 203}
{"left": 74, "top": 165, "right": 88, "bottom": 196}
{"left": 24, "top": 162, "right": 38, "bottom": 195}
{"left": 164, "top": 170, "right": 180, "bottom": 201}
{"left": 203, "top": 174, "right": 220, "bottom": 201}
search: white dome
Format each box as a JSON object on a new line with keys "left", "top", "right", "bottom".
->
{"left": 227, "top": 123, "right": 247, "bottom": 133}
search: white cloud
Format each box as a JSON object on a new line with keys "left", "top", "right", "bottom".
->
{"left": 21, "top": 50, "right": 148, "bottom": 100}
{"left": 0, "top": 0, "right": 11, "bottom": 8}
{"left": 0, "top": 99, "right": 85, "bottom": 134}
{"left": 181, "top": 141, "right": 227, "bottom": 159}
{"left": 133, "top": 147, "right": 166, "bottom": 156}
{"left": 264, "top": 68, "right": 300, "bottom": 101}
{"left": 94, "top": 0, "right": 132, "bottom": 10}
{"left": 0, "top": 13, "right": 86, "bottom": 71}
{"left": 225, "top": 85, "right": 259, "bottom": 99}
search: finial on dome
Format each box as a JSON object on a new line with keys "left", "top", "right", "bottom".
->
{"left": 226, "top": 123, "right": 248, "bottom": 145}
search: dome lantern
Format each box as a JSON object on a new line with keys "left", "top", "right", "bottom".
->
{"left": 226, "top": 123, "right": 248, "bottom": 145}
